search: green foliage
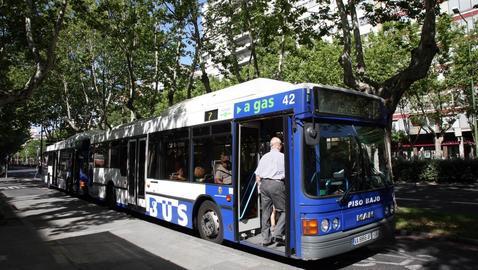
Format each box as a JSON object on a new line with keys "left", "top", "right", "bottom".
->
{"left": 283, "top": 41, "right": 343, "bottom": 85}
{"left": 393, "top": 159, "right": 478, "bottom": 183}
{"left": 364, "top": 22, "right": 418, "bottom": 83}
{"left": 392, "top": 130, "right": 408, "bottom": 144}
{"left": 0, "top": 105, "right": 31, "bottom": 163}
{"left": 19, "top": 139, "right": 46, "bottom": 162}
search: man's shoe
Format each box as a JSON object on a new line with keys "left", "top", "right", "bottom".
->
{"left": 262, "top": 241, "right": 273, "bottom": 246}
{"left": 273, "top": 236, "right": 285, "bottom": 245}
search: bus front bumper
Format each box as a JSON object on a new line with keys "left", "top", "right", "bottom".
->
{"left": 301, "top": 216, "right": 395, "bottom": 260}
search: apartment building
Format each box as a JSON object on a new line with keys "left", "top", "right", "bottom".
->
{"left": 392, "top": 0, "right": 478, "bottom": 159}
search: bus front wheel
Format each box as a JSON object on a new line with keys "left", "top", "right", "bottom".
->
{"left": 197, "top": 200, "right": 223, "bottom": 243}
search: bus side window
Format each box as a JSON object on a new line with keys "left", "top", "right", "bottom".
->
{"left": 193, "top": 123, "right": 231, "bottom": 184}
{"left": 149, "top": 129, "right": 189, "bottom": 181}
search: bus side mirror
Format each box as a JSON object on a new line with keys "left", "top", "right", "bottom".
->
{"left": 304, "top": 123, "right": 320, "bottom": 145}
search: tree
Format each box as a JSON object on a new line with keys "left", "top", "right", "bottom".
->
{"left": 0, "top": 0, "right": 69, "bottom": 107}
{"left": 0, "top": 104, "right": 31, "bottom": 166}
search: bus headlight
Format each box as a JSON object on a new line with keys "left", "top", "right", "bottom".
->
{"left": 385, "top": 206, "right": 389, "bottom": 215}
{"left": 390, "top": 204, "right": 395, "bottom": 214}
{"left": 332, "top": 218, "right": 340, "bottom": 230}
{"left": 321, "top": 219, "right": 330, "bottom": 232}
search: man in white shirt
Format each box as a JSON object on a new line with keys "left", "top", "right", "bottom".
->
{"left": 255, "top": 137, "right": 285, "bottom": 246}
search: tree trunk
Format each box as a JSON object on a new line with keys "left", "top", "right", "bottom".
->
{"left": 241, "top": 0, "right": 260, "bottom": 78}
{"left": 225, "top": 1, "right": 243, "bottom": 82}
{"left": 434, "top": 133, "right": 444, "bottom": 159}
{"left": 62, "top": 76, "right": 80, "bottom": 132}
{"left": 125, "top": 51, "right": 140, "bottom": 121}
{"left": 277, "top": 32, "right": 286, "bottom": 80}
{"left": 190, "top": 1, "right": 211, "bottom": 93}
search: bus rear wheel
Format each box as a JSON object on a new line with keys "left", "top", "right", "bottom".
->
{"left": 197, "top": 200, "right": 223, "bottom": 243}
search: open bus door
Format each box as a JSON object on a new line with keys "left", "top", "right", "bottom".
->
{"left": 235, "top": 115, "right": 294, "bottom": 256}
{"left": 237, "top": 122, "right": 261, "bottom": 234}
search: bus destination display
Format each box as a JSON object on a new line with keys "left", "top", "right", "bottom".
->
{"left": 234, "top": 90, "right": 299, "bottom": 119}
{"left": 315, "top": 88, "right": 381, "bottom": 120}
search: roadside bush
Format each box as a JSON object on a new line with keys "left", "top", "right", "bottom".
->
{"left": 393, "top": 159, "right": 478, "bottom": 183}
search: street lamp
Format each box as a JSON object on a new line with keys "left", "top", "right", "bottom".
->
{"left": 452, "top": 6, "right": 478, "bottom": 157}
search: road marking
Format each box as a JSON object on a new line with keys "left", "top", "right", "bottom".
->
{"left": 397, "top": 197, "right": 478, "bottom": 206}
{"left": 405, "top": 265, "right": 423, "bottom": 270}
{"left": 0, "top": 186, "right": 24, "bottom": 190}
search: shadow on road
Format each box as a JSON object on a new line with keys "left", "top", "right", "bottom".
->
{"left": 5, "top": 189, "right": 133, "bottom": 237}
{"left": 49, "top": 231, "right": 185, "bottom": 270}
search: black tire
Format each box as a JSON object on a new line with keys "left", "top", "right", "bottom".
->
{"left": 106, "top": 183, "right": 116, "bottom": 209}
{"left": 197, "top": 200, "right": 223, "bottom": 243}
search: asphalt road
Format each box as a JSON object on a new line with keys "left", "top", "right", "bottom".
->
{"left": 1, "top": 168, "right": 477, "bottom": 270}
{"left": 395, "top": 183, "right": 478, "bottom": 215}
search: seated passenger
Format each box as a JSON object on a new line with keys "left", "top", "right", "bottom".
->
{"left": 170, "top": 166, "right": 186, "bottom": 181}
{"left": 194, "top": 166, "right": 206, "bottom": 182}
{"left": 215, "top": 154, "right": 232, "bottom": 185}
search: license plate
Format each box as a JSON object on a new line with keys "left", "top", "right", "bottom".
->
{"left": 352, "top": 230, "right": 379, "bottom": 246}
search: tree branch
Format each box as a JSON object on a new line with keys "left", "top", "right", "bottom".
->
{"left": 0, "top": 0, "right": 68, "bottom": 107}
{"left": 379, "top": 0, "right": 439, "bottom": 112}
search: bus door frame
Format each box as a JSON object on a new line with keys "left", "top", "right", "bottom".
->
{"left": 127, "top": 139, "right": 138, "bottom": 205}
{"left": 127, "top": 137, "right": 147, "bottom": 207}
{"left": 236, "top": 121, "right": 261, "bottom": 234}
{"left": 233, "top": 112, "right": 295, "bottom": 257}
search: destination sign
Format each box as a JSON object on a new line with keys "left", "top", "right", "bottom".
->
{"left": 234, "top": 90, "right": 299, "bottom": 118}
{"left": 315, "top": 88, "right": 382, "bottom": 120}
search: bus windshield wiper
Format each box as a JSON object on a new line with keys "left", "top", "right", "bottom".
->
{"left": 339, "top": 171, "right": 357, "bottom": 205}
{"left": 340, "top": 129, "right": 364, "bottom": 205}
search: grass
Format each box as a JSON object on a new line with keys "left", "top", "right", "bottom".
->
{"left": 395, "top": 207, "right": 478, "bottom": 240}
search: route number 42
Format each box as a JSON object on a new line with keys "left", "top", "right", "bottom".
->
{"left": 282, "top": 93, "right": 296, "bottom": 106}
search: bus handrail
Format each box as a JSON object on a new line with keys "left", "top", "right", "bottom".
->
{"left": 240, "top": 171, "right": 255, "bottom": 200}
{"left": 239, "top": 175, "right": 257, "bottom": 220}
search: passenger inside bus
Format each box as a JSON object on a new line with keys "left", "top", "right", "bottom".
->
{"left": 194, "top": 166, "right": 206, "bottom": 182}
{"left": 214, "top": 153, "right": 232, "bottom": 185}
{"left": 170, "top": 161, "right": 187, "bottom": 181}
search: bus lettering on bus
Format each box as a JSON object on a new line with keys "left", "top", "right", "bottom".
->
{"left": 347, "top": 195, "right": 381, "bottom": 208}
{"left": 148, "top": 196, "right": 189, "bottom": 227}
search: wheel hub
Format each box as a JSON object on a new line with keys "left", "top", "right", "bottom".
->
{"left": 201, "top": 210, "right": 219, "bottom": 238}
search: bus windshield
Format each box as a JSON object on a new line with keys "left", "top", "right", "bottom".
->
{"left": 303, "top": 122, "right": 392, "bottom": 198}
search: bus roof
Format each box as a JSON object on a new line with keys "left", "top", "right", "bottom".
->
{"left": 45, "top": 130, "right": 99, "bottom": 151}
{"left": 91, "top": 78, "right": 296, "bottom": 143}
{"left": 48, "top": 79, "right": 386, "bottom": 146}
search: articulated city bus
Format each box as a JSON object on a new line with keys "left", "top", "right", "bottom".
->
{"left": 44, "top": 78, "right": 395, "bottom": 260}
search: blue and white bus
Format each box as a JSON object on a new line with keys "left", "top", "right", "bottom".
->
{"left": 44, "top": 78, "right": 395, "bottom": 260}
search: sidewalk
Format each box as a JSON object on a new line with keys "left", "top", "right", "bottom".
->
{"left": 0, "top": 191, "right": 75, "bottom": 270}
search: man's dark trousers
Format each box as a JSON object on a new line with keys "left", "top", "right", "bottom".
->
{"left": 260, "top": 179, "right": 286, "bottom": 244}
